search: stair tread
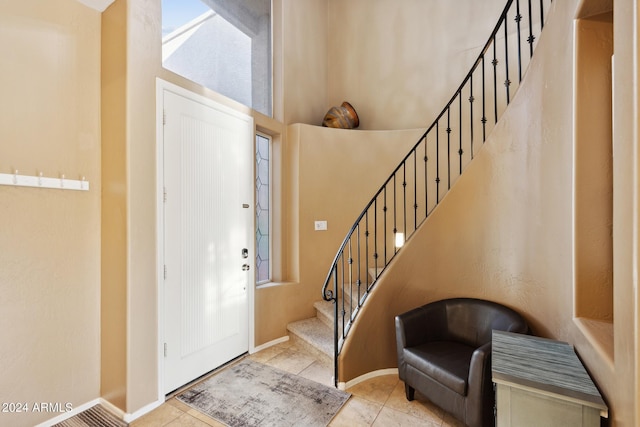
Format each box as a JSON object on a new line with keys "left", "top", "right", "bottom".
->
{"left": 287, "top": 317, "right": 333, "bottom": 357}
{"left": 314, "top": 300, "right": 334, "bottom": 316}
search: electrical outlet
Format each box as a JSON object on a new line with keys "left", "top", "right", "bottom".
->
{"left": 314, "top": 220, "right": 328, "bottom": 231}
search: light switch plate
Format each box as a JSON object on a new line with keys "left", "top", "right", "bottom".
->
{"left": 314, "top": 220, "right": 328, "bottom": 231}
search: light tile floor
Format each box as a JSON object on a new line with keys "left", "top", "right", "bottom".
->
{"left": 131, "top": 340, "right": 465, "bottom": 427}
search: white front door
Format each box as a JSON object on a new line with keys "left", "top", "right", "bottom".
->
{"left": 161, "top": 87, "right": 253, "bottom": 394}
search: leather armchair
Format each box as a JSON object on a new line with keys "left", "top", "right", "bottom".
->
{"left": 395, "top": 298, "right": 529, "bottom": 427}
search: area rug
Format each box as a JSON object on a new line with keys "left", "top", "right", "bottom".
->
{"left": 177, "top": 359, "right": 350, "bottom": 427}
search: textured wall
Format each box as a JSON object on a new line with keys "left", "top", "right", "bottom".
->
{"left": 340, "top": 0, "right": 638, "bottom": 424}
{"left": 255, "top": 124, "right": 424, "bottom": 343}
{"left": 327, "top": 0, "right": 506, "bottom": 130}
{"left": 0, "top": 1, "right": 102, "bottom": 426}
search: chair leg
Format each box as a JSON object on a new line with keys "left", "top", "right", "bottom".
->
{"left": 405, "top": 384, "right": 415, "bottom": 401}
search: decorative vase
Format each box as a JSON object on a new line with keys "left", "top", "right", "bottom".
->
{"left": 322, "top": 101, "right": 360, "bottom": 129}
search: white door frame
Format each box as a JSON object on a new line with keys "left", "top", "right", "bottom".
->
{"left": 155, "top": 78, "right": 256, "bottom": 401}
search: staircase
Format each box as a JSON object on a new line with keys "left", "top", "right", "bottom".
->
{"left": 286, "top": 268, "right": 381, "bottom": 369}
{"left": 286, "top": 301, "right": 334, "bottom": 367}
{"left": 291, "top": 0, "right": 554, "bottom": 386}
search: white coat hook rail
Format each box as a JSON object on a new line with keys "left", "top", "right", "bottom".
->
{"left": 0, "top": 170, "right": 89, "bottom": 191}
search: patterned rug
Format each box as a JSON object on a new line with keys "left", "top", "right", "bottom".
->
{"left": 53, "top": 404, "right": 127, "bottom": 427}
{"left": 177, "top": 359, "right": 350, "bottom": 427}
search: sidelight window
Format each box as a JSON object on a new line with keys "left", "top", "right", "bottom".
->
{"left": 255, "top": 133, "right": 271, "bottom": 284}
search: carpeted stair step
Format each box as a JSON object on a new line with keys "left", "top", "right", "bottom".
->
{"left": 287, "top": 317, "right": 333, "bottom": 366}
{"left": 314, "top": 300, "right": 335, "bottom": 329}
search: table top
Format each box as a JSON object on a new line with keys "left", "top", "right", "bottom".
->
{"left": 492, "top": 331, "right": 607, "bottom": 413}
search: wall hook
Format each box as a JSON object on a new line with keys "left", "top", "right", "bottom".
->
{"left": 0, "top": 170, "right": 89, "bottom": 191}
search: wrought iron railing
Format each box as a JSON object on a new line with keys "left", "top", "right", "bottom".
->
{"left": 321, "top": 0, "right": 553, "bottom": 386}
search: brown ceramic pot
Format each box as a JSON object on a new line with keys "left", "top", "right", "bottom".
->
{"left": 322, "top": 101, "right": 360, "bottom": 129}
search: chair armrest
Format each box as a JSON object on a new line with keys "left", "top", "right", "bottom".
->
{"left": 468, "top": 341, "right": 492, "bottom": 386}
{"left": 395, "top": 307, "right": 423, "bottom": 350}
{"left": 466, "top": 342, "right": 493, "bottom": 426}
{"left": 395, "top": 308, "right": 429, "bottom": 379}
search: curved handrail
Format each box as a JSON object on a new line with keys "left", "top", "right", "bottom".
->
{"left": 321, "top": 0, "right": 553, "bottom": 386}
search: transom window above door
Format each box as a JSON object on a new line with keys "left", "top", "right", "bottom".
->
{"left": 162, "top": 0, "right": 272, "bottom": 117}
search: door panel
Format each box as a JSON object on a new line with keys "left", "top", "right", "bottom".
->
{"left": 163, "top": 89, "right": 252, "bottom": 393}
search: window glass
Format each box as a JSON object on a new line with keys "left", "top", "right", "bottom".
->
{"left": 162, "top": 0, "right": 272, "bottom": 116}
{"left": 256, "top": 134, "right": 271, "bottom": 284}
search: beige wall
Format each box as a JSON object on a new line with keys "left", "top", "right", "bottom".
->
{"left": 340, "top": 0, "right": 639, "bottom": 425}
{"left": 574, "top": 13, "right": 613, "bottom": 323}
{"left": 101, "top": 0, "right": 128, "bottom": 410}
{"left": 327, "top": 0, "right": 506, "bottom": 130}
{"left": 0, "top": 1, "right": 102, "bottom": 426}
{"left": 611, "top": 0, "right": 639, "bottom": 424}
{"left": 255, "top": 125, "right": 425, "bottom": 343}
{"left": 281, "top": 0, "right": 328, "bottom": 125}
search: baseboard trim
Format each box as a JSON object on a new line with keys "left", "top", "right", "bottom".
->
{"left": 340, "top": 368, "right": 399, "bottom": 390}
{"left": 35, "top": 396, "right": 164, "bottom": 426}
{"left": 121, "top": 398, "right": 164, "bottom": 423}
{"left": 34, "top": 398, "right": 102, "bottom": 427}
{"left": 250, "top": 335, "right": 289, "bottom": 354}
{"left": 98, "top": 398, "right": 126, "bottom": 421}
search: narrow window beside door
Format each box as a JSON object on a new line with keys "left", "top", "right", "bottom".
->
{"left": 256, "top": 133, "right": 271, "bottom": 284}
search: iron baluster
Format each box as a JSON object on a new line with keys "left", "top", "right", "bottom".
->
{"left": 504, "top": 17, "right": 511, "bottom": 104}
{"left": 482, "top": 55, "right": 487, "bottom": 141}
{"left": 413, "top": 149, "right": 418, "bottom": 230}
{"left": 402, "top": 162, "right": 407, "bottom": 247}
{"left": 493, "top": 37, "right": 498, "bottom": 124}
{"left": 393, "top": 174, "right": 398, "bottom": 254}
{"left": 424, "top": 137, "right": 429, "bottom": 216}
{"left": 372, "top": 197, "right": 378, "bottom": 291}
{"left": 340, "top": 251, "right": 346, "bottom": 338}
{"left": 447, "top": 107, "right": 452, "bottom": 190}
{"left": 528, "top": 0, "right": 535, "bottom": 57}
{"left": 516, "top": 0, "right": 523, "bottom": 82}
{"left": 383, "top": 187, "right": 388, "bottom": 265}
{"left": 332, "top": 265, "right": 338, "bottom": 386}
{"left": 365, "top": 211, "right": 370, "bottom": 291}
{"left": 349, "top": 238, "right": 354, "bottom": 320}
{"left": 356, "top": 223, "right": 361, "bottom": 307}
{"left": 436, "top": 120, "right": 440, "bottom": 201}
{"left": 459, "top": 93, "right": 463, "bottom": 174}
{"left": 470, "top": 73, "right": 475, "bottom": 158}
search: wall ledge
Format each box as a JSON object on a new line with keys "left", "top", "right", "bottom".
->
{"left": 573, "top": 317, "right": 614, "bottom": 372}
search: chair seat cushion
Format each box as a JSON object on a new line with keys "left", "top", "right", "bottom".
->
{"left": 403, "top": 341, "right": 475, "bottom": 395}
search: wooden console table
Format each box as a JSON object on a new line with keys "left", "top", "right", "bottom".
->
{"left": 492, "top": 331, "right": 608, "bottom": 427}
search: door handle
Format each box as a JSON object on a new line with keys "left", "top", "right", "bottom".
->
{"left": 242, "top": 248, "right": 249, "bottom": 259}
{"left": 242, "top": 264, "right": 250, "bottom": 271}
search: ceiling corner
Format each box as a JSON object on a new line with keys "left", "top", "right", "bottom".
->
{"left": 75, "top": 0, "right": 116, "bottom": 12}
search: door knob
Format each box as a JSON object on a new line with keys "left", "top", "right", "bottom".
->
{"left": 242, "top": 264, "right": 250, "bottom": 271}
{"left": 242, "top": 248, "right": 249, "bottom": 259}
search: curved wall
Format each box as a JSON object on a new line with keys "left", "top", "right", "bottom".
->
{"left": 339, "top": 1, "right": 638, "bottom": 425}
{"left": 327, "top": 0, "right": 506, "bottom": 130}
